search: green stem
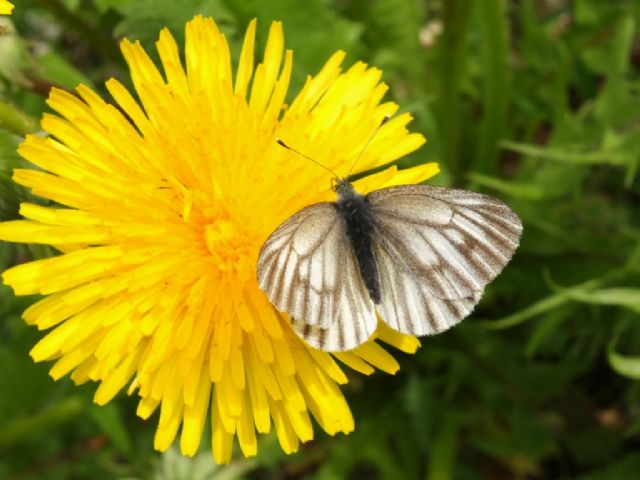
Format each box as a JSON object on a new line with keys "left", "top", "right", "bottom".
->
{"left": 474, "top": 0, "right": 509, "bottom": 174}
{"left": 437, "top": 0, "right": 473, "bottom": 185}
{"left": 0, "top": 99, "right": 39, "bottom": 136}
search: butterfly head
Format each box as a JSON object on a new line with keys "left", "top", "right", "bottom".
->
{"left": 332, "top": 177, "right": 357, "bottom": 200}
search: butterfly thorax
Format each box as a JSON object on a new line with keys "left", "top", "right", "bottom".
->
{"left": 334, "top": 180, "right": 382, "bottom": 304}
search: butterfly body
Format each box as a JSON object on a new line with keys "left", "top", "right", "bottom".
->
{"left": 334, "top": 180, "right": 382, "bottom": 304}
{"left": 258, "top": 181, "right": 522, "bottom": 351}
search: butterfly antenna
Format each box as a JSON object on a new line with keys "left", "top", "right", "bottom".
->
{"left": 346, "top": 115, "right": 391, "bottom": 178}
{"left": 276, "top": 139, "right": 341, "bottom": 180}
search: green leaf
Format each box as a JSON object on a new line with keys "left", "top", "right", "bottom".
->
{"left": 0, "top": 99, "right": 39, "bottom": 136}
{"left": 467, "top": 171, "right": 547, "bottom": 200}
{"left": 482, "top": 271, "right": 617, "bottom": 330}
{"left": 608, "top": 337, "right": 640, "bottom": 380}
{"left": 346, "top": 0, "right": 423, "bottom": 83}
{"left": 37, "top": 49, "right": 95, "bottom": 89}
{"left": 474, "top": 0, "right": 509, "bottom": 175}
{"left": 435, "top": 0, "right": 473, "bottom": 182}
{"left": 248, "top": 0, "right": 363, "bottom": 91}
{"left": 500, "top": 140, "right": 610, "bottom": 165}
{"left": 427, "top": 416, "right": 459, "bottom": 480}
{"left": 547, "top": 277, "right": 640, "bottom": 313}
{"left": 107, "top": 0, "right": 235, "bottom": 53}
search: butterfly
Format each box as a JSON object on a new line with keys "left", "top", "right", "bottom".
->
{"left": 257, "top": 131, "right": 522, "bottom": 352}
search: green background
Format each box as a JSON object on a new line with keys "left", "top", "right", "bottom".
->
{"left": 2, "top": 0, "right": 640, "bottom": 478}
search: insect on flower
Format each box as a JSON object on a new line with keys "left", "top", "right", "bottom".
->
{"left": 258, "top": 117, "right": 523, "bottom": 351}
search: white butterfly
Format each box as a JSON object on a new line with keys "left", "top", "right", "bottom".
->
{"left": 257, "top": 175, "right": 522, "bottom": 351}
{"left": 257, "top": 128, "right": 522, "bottom": 352}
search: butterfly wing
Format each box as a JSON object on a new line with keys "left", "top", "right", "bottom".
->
{"left": 257, "top": 202, "right": 377, "bottom": 350}
{"left": 290, "top": 245, "right": 378, "bottom": 350}
{"left": 367, "top": 184, "right": 522, "bottom": 335}
{"left": 373, "top": 237, "right": 482, "bottom": 335}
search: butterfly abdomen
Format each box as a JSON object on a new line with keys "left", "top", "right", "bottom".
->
{"left": 335, "top": 181, "right": 382, "bottom": 304}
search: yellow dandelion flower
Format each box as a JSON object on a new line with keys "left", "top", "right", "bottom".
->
{"left": 0, "top": 16, "right": 438, "bottom": 462}
{"left": 0, "top": 0, "right": 13, "bottom": 15}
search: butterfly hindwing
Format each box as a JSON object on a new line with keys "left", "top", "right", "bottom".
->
{"left": 257, "top": 202, "right": 378, "bottom": 350}
{"left": 292, "top": 247, "right": 377, "bottom": 350}
{"left": 367, "top": 184, "right": 522, "bottom": 301}
{"left": 373, "top": 235, "right": 482, "bottom": 335}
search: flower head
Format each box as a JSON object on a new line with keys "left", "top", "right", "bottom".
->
{"left": 0, "top": 17, "right": 438, "bottom": 461}
{"left": 0, "top": 1, "right": 13, "bottom": 15}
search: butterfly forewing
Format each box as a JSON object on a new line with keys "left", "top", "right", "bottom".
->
{"left": 367, "top": 185, "right": 522, "bottom": 301}
{"left": 257, "top": 202, "right": 378, "bottom": 350}
{"left": 258, "top": 203, "right": 341, "bottom": 329}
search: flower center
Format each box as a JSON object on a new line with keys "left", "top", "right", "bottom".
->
{"left": 204, "top": 219, "right": 252, "bottom": 280}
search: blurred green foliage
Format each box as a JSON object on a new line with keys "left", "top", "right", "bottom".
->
{"left": 1, "top": 0, "right": 640, "bottom": 478}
